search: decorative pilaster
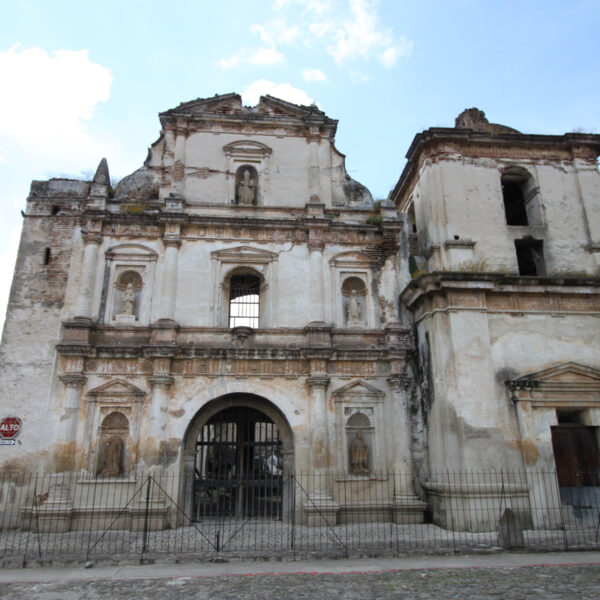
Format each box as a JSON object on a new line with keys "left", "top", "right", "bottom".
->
{"left": 58, "top": 373, "right": 86, "bottom": 442}
{"left": 305, "top": 373, "right": 338, "bottom": 525}
{"left": 145, "top": 350, "right": 176, "bottom": 466}
{"left": 160, "top": 223, "right": 182, "bottom": 323}
{"left": 75, "top": 232, "right": 102, "bottom": 320}
{"left": 308, "top": 239, "right": 325, "bottom": 323}
{"left": 387, "top": 375, "right": 426, "bottom": 523}
{"left": 307, "top": 375, "right": 331, "bottom": 470}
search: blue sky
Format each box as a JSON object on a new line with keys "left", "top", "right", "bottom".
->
{"left": 0, "top": 0, "right": 599, "bottom": 328}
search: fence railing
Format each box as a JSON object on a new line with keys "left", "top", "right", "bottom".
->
{"left": 0, "top": 470, "right": 599, "bottom": 565}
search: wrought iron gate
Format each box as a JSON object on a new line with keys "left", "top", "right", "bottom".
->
{"left": 194, "top": 407, "right": 283, "bottom": 520}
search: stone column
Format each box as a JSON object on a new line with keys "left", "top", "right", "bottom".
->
{"left": 75, "top": 233, "right": 102, "bottom": 319}
{"left": 161, "top": 236, "right": 181, "bottom": 322}
{"left": 145, "top": 349, "right": 176, "bottom": 467}
{"left": 305, "top": 374, "right": 338, "bottom": 525}
{"left": 308, "top": 375, "right": 331, "bottom": 470}
{"left": 58, "top": 374, "right": 86, "bottom": 443}
{"left": 387, "top": 375, "right": 427, "bottom": 523}
{"left": 308, "top": 239, "right": 325, "bottom": 323}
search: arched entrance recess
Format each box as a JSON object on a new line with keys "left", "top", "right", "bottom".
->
{"left": 182, "top": 394, "right": 294, "bottom": 521}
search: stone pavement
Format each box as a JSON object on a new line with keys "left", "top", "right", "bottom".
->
{"left": 1, "top": 552, "right": 599, "bottom": 599}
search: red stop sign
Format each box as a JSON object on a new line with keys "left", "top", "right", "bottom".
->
{"left": 0, "top": 417, "right": 21, "bottom": 439}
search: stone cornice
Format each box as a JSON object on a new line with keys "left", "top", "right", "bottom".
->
{"left": 401, "top": 272, "right": 600, "bottom": 323}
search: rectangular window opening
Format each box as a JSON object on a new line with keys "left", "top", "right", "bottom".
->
{"left": 515, "top": 239, "right": 545, "bottom": 276}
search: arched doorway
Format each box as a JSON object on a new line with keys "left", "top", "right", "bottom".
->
{"left": 182, "top": 394, "right": 293, "bottom": 521}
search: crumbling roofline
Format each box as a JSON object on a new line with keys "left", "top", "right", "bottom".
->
{"left": 390, "top": 128, "right": 600, "bottom": 209}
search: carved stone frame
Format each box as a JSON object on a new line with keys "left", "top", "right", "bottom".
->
{"left": 333, "top": 380, "right": 386, "bottom": 476}
{"left": 210, "top": 246, "right": 279, "bottom": 328}
{"left": 224, "top": 140, "right": 272, "bottom": 206}
{"left": 102, "top": 244, "right": 158, "bottom": 325}
{"left": 84, "top": 379, "right": 146, "bottom": 475}
{"left": 329, "top": 252, "right": 375, "bottom": 328}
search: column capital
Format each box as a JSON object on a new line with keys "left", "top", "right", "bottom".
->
{"left": 306, "top": 375, "right": 330, "bottom": 389}
{"left": 59, "top": 373, "right": 86, "bottom": 389}
{"left": 82, "top": 232, "right": 103, "bottom": 246}
{"left": 149, "top": 375, "right": 174, "bottom": 388}
{"left": 387, "top": 375, "right": 411, "bottom": 391}
{"left": 162, "top": 236, "right": 182, "bottom": 249}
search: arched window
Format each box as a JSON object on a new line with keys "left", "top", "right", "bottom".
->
{"left": 234, "top": 165, "right": 259, "bottom": 205}
{"left": 501, "top": 167, "right": 541, "bottom": 226}
{"left": 229, "top": 273, "right": 260, "bottom": 328}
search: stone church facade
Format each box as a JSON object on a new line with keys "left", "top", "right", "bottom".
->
{"left": 1, "top": 95, "right": 599, "bottom": 529}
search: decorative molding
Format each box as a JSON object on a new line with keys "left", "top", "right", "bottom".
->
{"left": 508, "top": 362, "right": 600, "bottom": 407}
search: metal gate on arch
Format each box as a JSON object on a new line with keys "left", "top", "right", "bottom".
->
{"left": 193, "top": 406, "right": 283, "bottom": 521}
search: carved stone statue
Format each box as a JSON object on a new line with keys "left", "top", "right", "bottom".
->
{"left": 237, "top": 169, "right": 255, "bottom": 204}
{"left": 350, "top": 430, "right": 369, "bottom": 475}
{"left": 347, "top": 290, "right": 361, "bottom": 323}
{"left": 99, "top": 435, "right": 123, "bottom": 477}
{"left": 120, "top": 283, "right": 135, "bottom": 315}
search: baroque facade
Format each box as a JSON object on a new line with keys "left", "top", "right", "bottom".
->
{"left": 1, "top": 96, "right": 599, "bottom": 529}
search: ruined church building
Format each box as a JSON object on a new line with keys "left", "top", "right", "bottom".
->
{"left": 1, "top": 94, "right": 599, "bottom": 531}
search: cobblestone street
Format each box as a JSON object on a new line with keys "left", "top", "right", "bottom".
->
{"left": 1, "top": 553, "right": 600, "bottom": 599}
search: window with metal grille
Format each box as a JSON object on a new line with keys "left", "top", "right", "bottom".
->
{"left": 229, "top": 274, "right": 260, "bottom": 328}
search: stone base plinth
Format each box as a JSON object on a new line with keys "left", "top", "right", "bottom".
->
{"left": 21, "top": 505, "right": 73, "bottom": 533}
{"left": 303, "top": 496, "right": 339, "bottom": 527}
{"left": 392, "top": 495, "right": 428, "bottom": 524}
{"left": 115, "top": 314, "right": 136, "bottom": 325}
{"left": 424, "top": 480, "right": 531, "bottom": 532}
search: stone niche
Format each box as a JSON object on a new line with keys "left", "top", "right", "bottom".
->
{"left": 85, "top": 379, "right": 145, "bottom": 476}
{"left": 333, "top": 379, "right": 386, "bottom": 475}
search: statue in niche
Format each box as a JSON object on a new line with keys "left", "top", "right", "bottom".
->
{"left": 350, "top": 430, "right": 369, "bottom": 475}
{"left": 347, "top": 290, "right": 361, "bottom": 323}
{"left": 119, "top": 282, "right": 135, "bottom": 315}
{"left": 98, "top": 435, "right": 123, "bottom": 477}
{"left": 237, "top": 169, "right": 256, "bottom": 205}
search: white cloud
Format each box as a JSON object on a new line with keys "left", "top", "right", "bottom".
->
{"left": 251, "top": 20, "right": 301, "bottom": 45}
{"left": 219, "top": 46, "right": 284, "bottom": 70}
{"left": 327, "top": 0, "right": 412, "bottom": 67}
{"left": 242, "top": 79, "right": 314, "bottom": 106}
{"left": 275, "top": 0, "right": 412, "bottom": 69}
{"left": 302, "top": 68, "right": 327, "bottom": 82}
{"left": 0, "top": 45, "right": 113, "bottom": 166}
{"left": 218, "top": 55, "right": 241, "bottom": 70}
{"left": 226, "top": 1, "right": 411, "bottom": 75}
{"left": 250, "top": 47, "right": 285, "bottom": 66}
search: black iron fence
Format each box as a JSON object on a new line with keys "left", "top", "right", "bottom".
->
{"left": 1, "top": 470, "right": 599, "bottom": 566}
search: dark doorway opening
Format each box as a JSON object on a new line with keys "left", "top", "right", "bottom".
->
{"left": 551, "top": 424, "right": 600, "bottom": 487}
{"left": 194, "top": 406, "right": 282, "bottom": 520}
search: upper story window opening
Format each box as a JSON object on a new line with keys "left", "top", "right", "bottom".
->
{"left": 229, "top": 274, "right": 260, "bottom": 328}
{"left": 515, "top": 238, "right": 545, "bottom": 276}
{"left": 501, "top": 167, "right": 541, "bottom": 226}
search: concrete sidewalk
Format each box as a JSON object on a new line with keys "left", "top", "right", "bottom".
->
{"left": 1, "top": 551, "right": 599, "bottom": 584}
